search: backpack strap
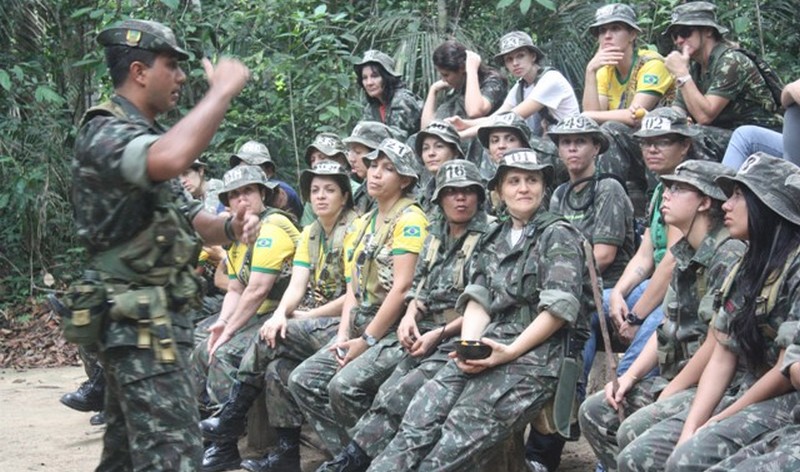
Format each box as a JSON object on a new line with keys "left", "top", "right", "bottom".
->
{"left": 516, "top": 67, "right": 556, "bottom": 125}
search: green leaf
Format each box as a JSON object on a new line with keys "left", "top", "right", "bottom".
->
{"left": 497, "top": 0, "right": 514, "bottom": 9}
{"left": 519, "top": 0, "right": 532, "bottom": 14}
{"left": 34, "top": 86, "right": 65, "bottom": 105}
{"left": 314, "top": 4, "right": 327, "bottom": 16}
{"left": 160, "top": 0, "right": 179, "bottom": 9}
{"left": 0, "top": 69, "right": 10, "bottom": 91}
{"left": 70, "top": 7, "right": 94, "bottom": 18}
{"left": 535, "top": 0, "right": 556, "bottom": 11}
{"left": 733, "top": 17, "right": 749, "bottom": 34}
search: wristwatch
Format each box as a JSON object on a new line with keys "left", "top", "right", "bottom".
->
{"left": 361, "top": 332, "right": 378, "bottom": 347}
{"left": 625, "top": 312, "right": 645, "bottom": 326}
{"left": 676, "top": 75, "right": 693, "bottom": 88}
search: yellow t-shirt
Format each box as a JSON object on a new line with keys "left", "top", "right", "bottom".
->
{"left": 596, "top": 49, "right": 674, "bottom": 110}
{"left": 227, "top": 213, "right": 300, "bottom": 314}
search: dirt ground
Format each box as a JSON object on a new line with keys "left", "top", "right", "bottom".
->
{"left": 0, "top": 366, "right": 597, "bottom": 471}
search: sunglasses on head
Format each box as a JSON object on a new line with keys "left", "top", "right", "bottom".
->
{"left": 671, "top": 26, "right": 695, "bottom": 41}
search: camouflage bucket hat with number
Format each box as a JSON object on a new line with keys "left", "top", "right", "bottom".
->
{"left": 493, "top": 31, "right": 545, "bottom": 64}
{"left": 363, "top": 138, "right": 419, "bottom": 185}
{"left": 229, "top": 140, "right": 274, "bottom": 169}
{"left": 343, "top": 121, "right": 395, "bottom": 150}
{"left": 633, "top": 107, "right": 698, "bottom": 138}
{"left": 354, "top": 49, "right": 401, "bottom": 78}
{"left": 299, "top": 161, "right": 354, "bottom": 208}
{"left": 305, "top": 133, "right": 347, "bottom": 165}
{"left": 97, "top": 19, "right": 189, "bottom": 60}
{"left": 664, "top": 1, "right": 729, "bottom": 37}
{"left": 432, "top": 160, "right": 485, "bottom": 204}
{"left": 661, "top": 160, "right": 734, "bottom": 201}
{"left": 218, "top": 165, "right": 276, "bottom": 207}
{"left": 588, "top": 4, "right": 642, "bottom": 36}
{"left": 477, "top": 112, "right": 532, "bottom": 150}
{"left": 488, "top": 148, "right": 554, "bottom": 190}
{"left": 547, "top": 114, "right": 610, "bottom": 154}
{"left": 715, "top": 152, "right": 800, "bottom": 226}
{"left": 415, "top": 120, "right": 465, "bottom": 160}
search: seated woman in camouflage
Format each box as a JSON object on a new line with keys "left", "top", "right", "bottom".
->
{"left": 616, "top": 154, "right": 800, "bottom": 472}
{"left": 198, "top": 162, "right": 358, "bottom": 472}
{"left": 413, "top": 120, "right": 465, "bottom": 212}
{"left": 288, "top": 139, "right": 428, "bottom": 458}
{"left": 343, "top": 121, "right": 395, "bottom": 215}
{"left": 300, "top": 132, "right": 356, "bottom": 226}
{"left": 579, "top": 160, "right": 744, "bottom": 472}
{"left": 368, "top": 148, "right": 593, "bottom": 471}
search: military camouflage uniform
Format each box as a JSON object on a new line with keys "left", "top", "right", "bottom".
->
{"left": 73, "top": 19, "right": 203, "bottom": 470}
{"left": 580, "top": 225, "right": 745, "bottom": 471}
{"left": 345, "top": 121, "right": 397, "bottom": 215}
{"left": 707, "top": 422, "right": 800, "bottom": 471}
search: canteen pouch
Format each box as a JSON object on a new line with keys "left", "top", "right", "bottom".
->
{"left": 107, "top": 286, "right": 176, "bottom": 363}
{"left": 59, "top": 272, "right": 108, "bottom": 345}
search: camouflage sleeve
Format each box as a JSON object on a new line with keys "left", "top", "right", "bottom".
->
{"left": 535, "top": 222, "right": 586, "bottom": 324}
{"left": 454, "top": 228, "right": 497, "bottom": 314}
{"left": 591, "top": 179, "right": 629, "bottom": 247}
{"left": 781, "top": 323, "right": 800, "bottom": 375}
{"left": 705, "top": 50, "right": 751, "bottom": 101}
{"left": 405, "top": 233, "right": 434, "bottom": 304}
{"left": 480, "top": 73, "right": 508, "bottom": 115}
{"left": 700, "top": 238, "right": 746, "bottom": 324}
{"left": 549, "top": 183, "right": 566, "bottom": 214}
{"left": 388, "top": 88, "right": 422, "bottom": 139}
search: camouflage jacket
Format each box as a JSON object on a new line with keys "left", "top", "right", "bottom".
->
{"left": 674, "top": 43, "right": 782, "bottom": 130}
{"left": 657, "top": 227, "right": 745, "bottom": 379}
{"left": 457, "top": 210, "right": 593, "bottom": 377}
{"left": 549, "top": 177, "right": 635, "bottom": 288}
{"left": 362, "top": 87, "right": 423, "bottom": 141}
{"left": 781, "top": 322, "right": 800, "bottom": 376}
{"left": 434, "top": 73, "right": 507, "bottom": 121}
{"left": 352, "top": 181, "right": 374, "bottom": 215}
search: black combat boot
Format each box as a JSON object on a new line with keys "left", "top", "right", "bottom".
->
{"left": 60, "top": 364, "right": 105, "bottom": 412}
{"left": 202, "top": 441, "right": 241, "bottom": 472}
{"left": 89, "top": 411, "right": 106, "bottom": 426}
{"left": 200, "top": 381, "right": 262, "bottom": 441}
{"left": 240, "top": 427, "right": 302, "bottom": 472}
{"left": 315, "top": 441, "right": 370, "bottom": 472}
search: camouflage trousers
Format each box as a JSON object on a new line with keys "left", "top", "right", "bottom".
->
{"left": 78, "top": 344, "right": 101, "bottom": 377}
{"left": 597, "top": 121, "right": 648, "bottom": 191}
{"left": 191, "top": 312, "right": 269, "bottom": 408}
{"left": 352, "top": 338, "right": 454, "bottom": 458}
{"left": 662, "top": 390, "right": 800, "bottom": 472}
{"left": 690, "top": 124, "right": 733, "bottom": 163}
{"left": 369, "top": 356, "right": 557, "bottom": 472}
{"left": 97, "top": 338, "right": 201, "bottom": 471}
{"left": 579, "top": 376, "right": 695, "bottom": 471}
{"left": 236, "top": 316, "right": 339, "bottom": 428}
{"left": 189, "top": 293, "right": 224, "bottom": 326}
{"left": 287, "top": 333, "right": 408, "bottom": 455}
{"left": 706, "top": 423, "right": 800, "bottom": 471}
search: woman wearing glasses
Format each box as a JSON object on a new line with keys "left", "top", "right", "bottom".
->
{"left": 198, "top": 162, "right": 358, "bottom": 472}
{"left": 288, "top": 139, "right": 428, "bottom": 458}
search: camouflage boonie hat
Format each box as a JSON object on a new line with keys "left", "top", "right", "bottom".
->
{"left": 432, "top": 160, "right": 485, "bottom": 204}
{"left": 547, "top": 115, "right": 610, "bottom": 154}
{"left": 665, "top": 1, "right": 729, "bottom": 37}
{"left": 218, "top": 165, "right": 276, "bottom": 206}
{"left": 661, "top": 160, "right": 733, "bottom": 201}
{"left": 343, "top": 121, "right": 395, "bottom": 150}
{"left": 415, "top": 121, "right": 465, "bottom": 160}
{"left": 354, "top": 49, "right": 401, "bottom": 78}
{"left": 229, "top": 140, "right": 274, "bottom": 169}
{"left": 189, "top": 158, "right": 207, "bottom": 169}
{"left": 493, "top": 31, "right": 545, "bottom": 64}
{"left": 633, "top": 108, "right": 698, "bottom": 138}
{"left": 588, "top": 4, "right": 642, "bottom": 36}
{"left": 97, "top": 19, "right": 189, "bottom": 60}
{"left": 477, "top": 112, "right": 532, "bottom": 150}
{"left": 716, "top": 153, "right": 800, "bottom": 226}
{"left": 305, "top": 133, "right": 347, "bottom": 165}
{"left": 363, "top": 138, "right": 420, "bottom": 185}
{"left": 488, "top": 148, "right": 554, "bottom": 190}
{"left": 299, "top": 161, "right": 354, "bottom": 208}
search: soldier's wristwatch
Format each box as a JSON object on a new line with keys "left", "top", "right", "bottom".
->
{"left": 361, "top": 332, "right": 378, "bottom": 347}
{"left": 625, "top": 312, "right": 645, "bottom": 326}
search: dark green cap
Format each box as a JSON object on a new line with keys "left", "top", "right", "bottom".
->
{"left": 547, "top": 114, "right": 610, "bottom": 154}
{"left": 363, "top": 138, "right": 419, "bottom": 185}
{"left": 493, "top": 31, "right": 545, "bottom": 64}
{"left": 354, "top": 49, "right": 400, "bottom": 78}
{"left": 588, "top": 4, "right": 642, "bottom": 36}
{"left": 299, "top": 161, "right": 354, "bottom": 208}
{"left": 97, "top": 19, "right": 189, "bottom": 60}
{"left": 633, "top": 108, "right": 698, "bottom": 138}
{"left": 343, "top": 121, "right": 395, "bottom": 150}
{"left": 488, "top": 148, "right": 553, "bottom": 191}
{"left": 432, "top": 160, "right": 484, "bottom": 204}
{"left": 661, "top": 160, "right": 733, "bottom": 201}
{"left": 229, "top": 140, "right": 274, "bottom": 169}
{"left": 477, "top": 112, "right": 532, "bottom": 150}
{"left": 415, "top": 120, "right": 465, "bottom": 160}
{"left": 665, "top": 1, "right": 728, "bottom": 37}
{"left": 218, "top": 165, "right": 277, "bottom": 206}
{"left": 305, "top": 133, "right": 347, "bottom": 165}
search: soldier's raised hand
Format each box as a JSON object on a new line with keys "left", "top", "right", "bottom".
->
{"left": 202, "top": 57, "right": 250, "bottom": 100}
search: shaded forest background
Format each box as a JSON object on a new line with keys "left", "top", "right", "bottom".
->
{"left": 1, "top": 0, "right": 799, "bottom": 316}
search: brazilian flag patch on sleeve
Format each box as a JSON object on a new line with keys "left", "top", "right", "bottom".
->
{"left": 256, "top": 238, "right": 273, "bottom": 248}
{"left": 403, "top": 226, "right": 421, "bottom": 237}
{"left": 642, "top": 74, "right": 659, "bottom": 85}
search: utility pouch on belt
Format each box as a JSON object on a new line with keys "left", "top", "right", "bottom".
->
{"left": 56, "top": 270, "right": 108, "bottom": 345}
{"left": 532, "top": 333, "right": 582, "bottom": 440}
{"left": 107, "top": 285, "right": 176, "bottom": 363}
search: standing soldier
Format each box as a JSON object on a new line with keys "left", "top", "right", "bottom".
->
{"left": 72, "top": 19, "right": 252, "bottom": 470}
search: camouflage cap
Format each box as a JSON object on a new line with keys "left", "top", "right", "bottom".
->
{"left": 588, "top": 4, "right": 642, "bottom": 36}
{"left": 661, "top": 160, "right": 733, "bottom": 201}
{"left": 343, "top": 121, "right": 395, "bottom": 150}
{"left": 493, "top": 31, "right": 545, "bottom": 64}
{"left": 217, "top": 165, "right": 276, "bottom": 206}
{"left": 415, "top": 120, "right": 466, "bottom": 160}
{"left": 477, "top": 112, "right": 532, "bottom": 150}
{"left": 664, "top": 1, "right": 728, "bottom": 37}
{"left": 633, "top": 107, "right": 699, "bottom": 138}
{"left": 354, "top": 49, "right": 401, "bottom": 78}
{"left": 299, "top": 161, "right": 354, "bottom": 208}
{"left": 363, "top": 138, "right": 419, "bottom": 185}
{"left": 304, "top": 132, "right": 347, "bottom": 165}
{"left": 432, "top": 160, "right": 485, "bottom": 204}
{"left": 97, "top": 19, "right": 189, "bottom": 60}
{"left": 229, "top": 140, "right": 274, "bottom": 169}
{"left": 547, "top": 114, "right": 610, "bottom": 154}
{"left": 488, "top": 148, "right": 553, "bottom": 191}
{"left": 716, "top": 153, "right": 800, "bottom": 226}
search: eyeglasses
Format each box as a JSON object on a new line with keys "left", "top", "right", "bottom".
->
{"left": 664, "top": 183, "right": 698, "bottom": 195}
{"left": 639, "top": 138, "right": 679, "bottom": 150}
{"left": 670, "top": 26, "right": 695, "bottom": 41}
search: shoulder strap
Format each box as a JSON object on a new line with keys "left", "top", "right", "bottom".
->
{"left": 452, "top": 231, "right": 482, "bottom": 291}
{"left": 412, "top": 235, "right": 442, "bottom": 300}
{"left": 726, "top": 47, "right": 784, "bottom": 112}
{"left": 79, "top": 100, "right": 127, "bottom": 127}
